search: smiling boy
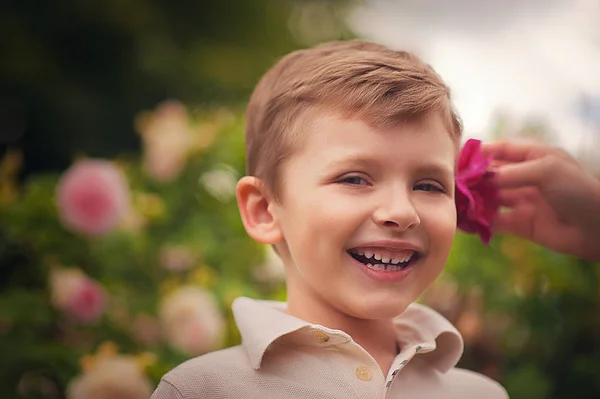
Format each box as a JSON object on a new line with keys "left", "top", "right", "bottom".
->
{"left": 151, "top": 40, "right": 508, "bottom": 398}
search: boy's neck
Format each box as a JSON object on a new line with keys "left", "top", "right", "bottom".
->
{"left": 286, "top": 291, "right": 400, "bottom": 375}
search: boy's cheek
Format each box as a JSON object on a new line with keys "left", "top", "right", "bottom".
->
{"left": 421, "top": 202, "right": 457, "bottom": 227}
{"left": 424, "top": 206, "right": 458, "bottom": 257}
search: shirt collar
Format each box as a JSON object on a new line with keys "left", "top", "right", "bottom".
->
{"left": 232, "top": 297, "right": 464, "bottom": 373}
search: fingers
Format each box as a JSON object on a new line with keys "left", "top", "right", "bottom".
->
{"left": 491, "top": 158, "right": 553, "bottom": 189}
{"left": 494, "top": 188, "right": 537, "bottom": 236}
{"left": 490, "top": 159, "right": 512, "bottom": 168}
{"left": 493, "top": 209, "right": 532, "bottom": 238}
{"left": 497, "top": 187, "right": 538, "bottom": 207}
{"left": 482, "top": 140, "right": 555, "bottom": 162}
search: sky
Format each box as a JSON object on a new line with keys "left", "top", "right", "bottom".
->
{"left": 350, "top": 0, "right": 600, "bottom": 167}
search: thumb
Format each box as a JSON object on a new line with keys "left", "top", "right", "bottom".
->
{"left": 492, "top": 158, "right": 551, "bottom": 189}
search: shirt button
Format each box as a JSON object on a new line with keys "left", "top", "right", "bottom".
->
{"left": 355, "top": 365, "right": 372, "bottom": 381}
{"left": 312, "top": 331, "right": 330, "bottom": 343}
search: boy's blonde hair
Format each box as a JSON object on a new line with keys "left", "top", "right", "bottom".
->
{"left": 245, "top": 40, "right": 462, "bottom": 201}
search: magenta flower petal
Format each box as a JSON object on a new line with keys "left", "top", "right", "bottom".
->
{"left": 455, "top": 139, "right": 500, "bottom": 244}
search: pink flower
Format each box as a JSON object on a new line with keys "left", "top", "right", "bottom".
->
{"left": 67, "top": 353, "right": 153, "bottom": 399}
{"left": 159, "top": 286, "right": 224, "bottom": 355}
{"left": 65, "top": 278, "right": 108, "bottom": 323}
{"left": 56, "top": 160, "right": 130, "bottom": 236}
{"left": 49, "top": 268, "right": 108, "bottom": 323}
{"left": 455, "top": 139, "right": 500, "bottom": 244}
{"left": 137, "top": 101, "right": 193, "bottom": 182}
{"left": 159, "top": 245, "right": 197, "bottom": 272}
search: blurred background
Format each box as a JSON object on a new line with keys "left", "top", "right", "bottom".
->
{"left": 0, "top": 0, "right": 599, "bottom": 398}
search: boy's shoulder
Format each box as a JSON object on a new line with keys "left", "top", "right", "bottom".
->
{"left": 168, "top": 344, "right": 251, "bottom": 376}
{"left": 397, "top": 353, "right": 507, "bottom": 398}
{"left": 442, "top": 367, "right": 508, "bottom": 398}
{"left": 152, "top": 345, "right": 256, "bottom": 399}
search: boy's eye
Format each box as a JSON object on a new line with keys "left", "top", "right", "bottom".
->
{"left": 339, "top": 175, "right": 369, "bottom": 185}
{"left": 414, "top": 183, "right": 445, "bottom": 193}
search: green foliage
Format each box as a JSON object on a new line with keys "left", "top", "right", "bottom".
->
{"left": 0, "top": 107, "right": 285, "bottom": 397}
{"left": 430, "top": 232, "right": 600, "bottom": 398}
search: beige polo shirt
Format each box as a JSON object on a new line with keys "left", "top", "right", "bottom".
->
{"left": 151, "top": 297, "right": 508, "bottom": 399}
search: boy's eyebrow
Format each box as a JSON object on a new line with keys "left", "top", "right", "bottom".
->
{"left": 325, "top": 154, "right": 380, "bottom": 170}
{"left": 413, "top": 162, "right": 455, "bottom": 179}
{"left": 326, "top": 155, "right": 455, "bottom": 177}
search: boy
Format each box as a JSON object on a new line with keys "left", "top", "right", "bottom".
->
{"left": 151, "top": 40, "right": 509, "bottom": 398}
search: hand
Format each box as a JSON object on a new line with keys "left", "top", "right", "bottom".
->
{"left": 483, "top": 140, "right": 600, "bottom": 262}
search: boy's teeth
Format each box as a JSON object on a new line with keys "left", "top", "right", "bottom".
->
{"left": 365, "top": 262, "right": 406, "bottom": 272}
{"left": 366, "top": 263, "right": 380, "bottom": 271}
{"left": 350, "top": 248, "right": 417, "bottom": 266}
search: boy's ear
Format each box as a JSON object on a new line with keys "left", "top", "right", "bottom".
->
{"left": 236, "top": 176, "right": 282, "bottom": 244}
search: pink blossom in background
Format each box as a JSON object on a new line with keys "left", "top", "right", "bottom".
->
{"left": 67, "top": 355, "right": 153, "bottom": 399}
{"left": 137, "top": 100, "right": 193, "bottom": 182}
{"left": 159, "top": 245, "right": 197, "bottom": 272}
{"left": 49, "top": 268, "right": 108, "bottom": 323}
{"left": 159, "top": 286, "right": 224, "bottom": 356}
{"left": 178, "top": 320, "right": 210, "bottom": 355}
{"left": 455, "top": 139, "right": 500, "bottom": 244}
{"left": 56, "top": 159, "right": 130, "bottom": 236}
{"left": 65, "top": 278, "right": 108, "bottom": 323}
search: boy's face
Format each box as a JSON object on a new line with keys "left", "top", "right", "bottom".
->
{"left": 271, "top": 113, "right": 457, "bottom": 321}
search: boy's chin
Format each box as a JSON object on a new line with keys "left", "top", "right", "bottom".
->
{"left": 340, "top": 296, "right": 415, "bottom": 321}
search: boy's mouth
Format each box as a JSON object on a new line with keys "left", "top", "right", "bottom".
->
{"left": 347, "top": 248, "right": 419, "bottom": 271}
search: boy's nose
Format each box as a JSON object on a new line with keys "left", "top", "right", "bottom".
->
{"left": 372, "top": 191, "right": 420, "bottom": 231}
